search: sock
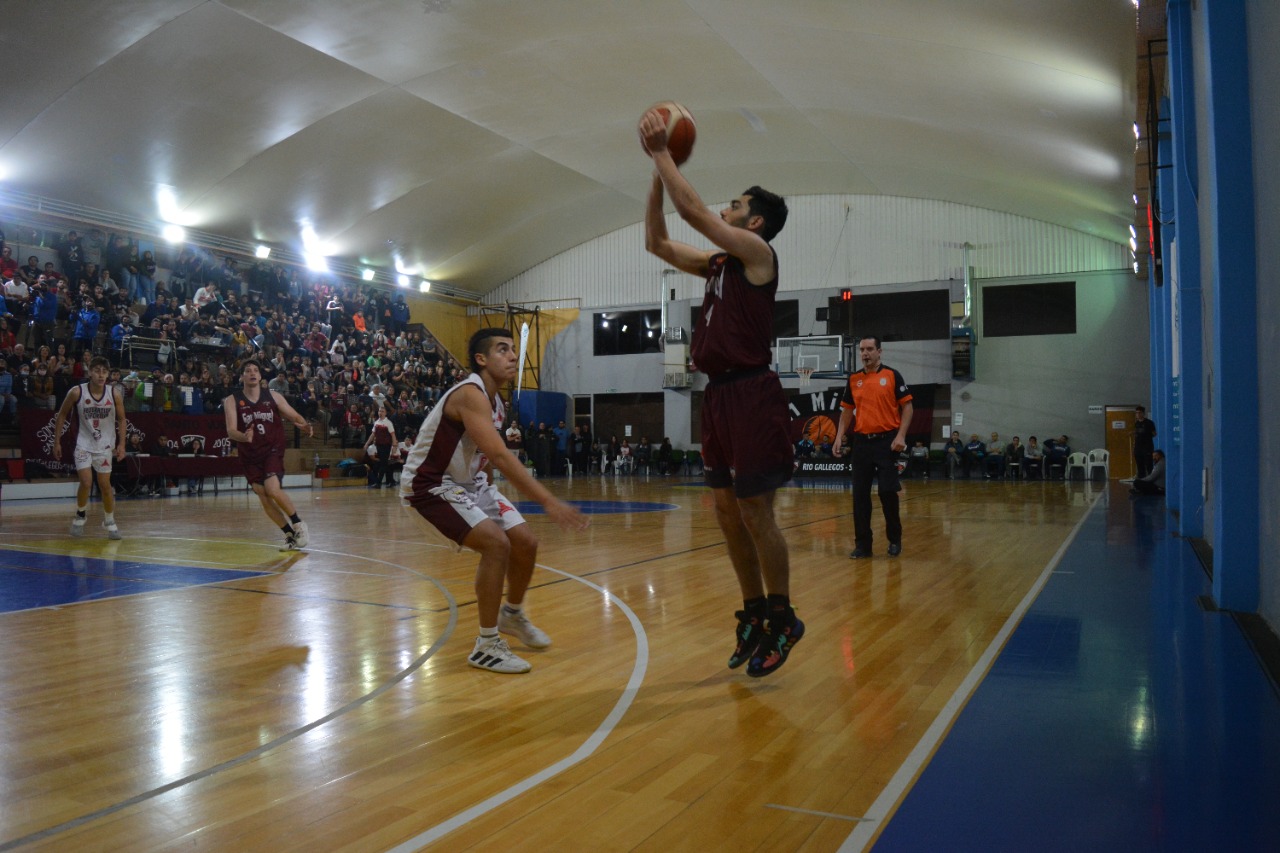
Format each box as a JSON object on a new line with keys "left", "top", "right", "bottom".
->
{"left": 502, "top": 602, "right": 523, "bottom": 616}
{"left": 289, "top": 513, "right": 302, "bottom": 524}
{"left": 766, "top": 593, "right": 795, "bottom": 628}
{"left": 281, "top": 523, "right": 295, "bottom": 535}
{"left": 743, "top": 596, "right": 767, "bottom": 623}
{"left": 479, "top": 626, "right": 498, "bottom": 639}
{"left": 76, "top": 509, "right": 87, "bottom": 519}
{"left": 103, "top": 513, "right": 115, "bottom": 525}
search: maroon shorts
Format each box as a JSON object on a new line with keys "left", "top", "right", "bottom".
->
{"left": 240, "top": 452, "right": 285, "bottom": 487}
{"left": 701, "top": 369, "right": 794, "bottom": 498}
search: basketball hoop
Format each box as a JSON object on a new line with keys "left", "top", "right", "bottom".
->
{"left": 797, "top": 367, "right": 815, "bottom": 387}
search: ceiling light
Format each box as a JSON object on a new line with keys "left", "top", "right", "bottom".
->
{"left": 161, "top": 224, "right": 185, "bottom": 243}
{"left": 419, "top": 280, "right": 431, "bottom": 294}
{"left": 361, "top": 269, "right": 375, "bottom": 281}
{"left": 1129, "top": 224, "right": 1137, "bottom": 239}
{"left": 1129, "top": 237, "right": 1138, "bottom": 252}
{"left": 304, "top": 252, "right": 329, "bottom": 273}
{"left": 1133, "top": 122, "right": 1140, "bottom": 140}
{"left": 255, "top": 245, "right": 271, "bottom": 259}
{"left": 397, "top": 274, "right": 410, "bottom": 287}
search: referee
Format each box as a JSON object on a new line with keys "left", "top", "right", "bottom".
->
{"left": 833, "top": 335, "right": 914, "bottom": 558}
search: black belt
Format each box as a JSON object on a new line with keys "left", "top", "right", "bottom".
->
{"left": 707, "top": 365, "right": 771, "bottom": 386}
{"left": 854, "top": 431, "right": 895, "bottom": 441}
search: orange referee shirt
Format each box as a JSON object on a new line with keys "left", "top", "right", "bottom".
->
{"left": 839, "top": 365, "right": 913, "bottom": 434}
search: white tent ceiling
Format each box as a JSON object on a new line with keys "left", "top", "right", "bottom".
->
{"left": 1, "top": 0, "right": 1138, "bottom": 297}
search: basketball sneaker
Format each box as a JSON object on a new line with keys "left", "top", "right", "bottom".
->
{"left": 292, "top": 521, "right": 310, "bottom": 548}
{"left": 280, "top": 532, "right": 299, "bottom": 552}
{"left": 498, "top": 607, "right": 551, "bottom": 648}
{"left": 103, "top": 520, "right": 122, "bottom": 541}
{"left": 70, "top": 516, "right": 86, "bottom": 537}
{"left": 747, "top": 616, "right": 806, "bottom": 678}
{"left": 467, "top": 635, "right": 532, "bottom": 674}
{"left": 728, "top": 609, "right": 764, "bottom": 669}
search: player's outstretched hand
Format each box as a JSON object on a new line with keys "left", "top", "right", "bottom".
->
{"left": 546, "top": 498, "right": 590, "bottom": 532}
{"left": 638, "top": 109, "right": 668, "bottom": 157}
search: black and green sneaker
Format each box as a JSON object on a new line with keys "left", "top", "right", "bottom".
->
{"left": 728, "top": 610, "right": 763, "bottom": 669}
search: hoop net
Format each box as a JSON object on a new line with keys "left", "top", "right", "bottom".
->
{"left": 797, "top": 367, "right": 815, "bottom": 387}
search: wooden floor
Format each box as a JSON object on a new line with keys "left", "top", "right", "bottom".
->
{"left": 0, "top": 473, "right": 1098, "bottom": 852}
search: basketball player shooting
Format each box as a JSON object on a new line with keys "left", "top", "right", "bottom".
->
{"left": 639, "top": 105, "right": 803, "bottom": 678}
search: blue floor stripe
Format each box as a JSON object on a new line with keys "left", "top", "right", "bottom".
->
{"left": 873, "top": 493, "right": 1280, "bottom": 852}
{"left": 0, "top": 548, "right": 273, "bottom": 613}
{"left": 513, "top": 500, "right": 678, "bottom": 515}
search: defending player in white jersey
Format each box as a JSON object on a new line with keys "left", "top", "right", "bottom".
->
{"left": 400, "top": 327, "right": 588, "bottom": 674}
{"left": 53, "top": 355, "right": 127, "bottom": 539}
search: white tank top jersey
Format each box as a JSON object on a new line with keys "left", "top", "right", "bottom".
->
{"left": 75, "top": 382, "right": 119, "bottom": 455}
{"left": 399, "top": 373, "right": 505, "bottom": 502}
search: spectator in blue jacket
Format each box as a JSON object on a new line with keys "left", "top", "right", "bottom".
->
{"left": 109, "top": 318, "right": 130, "bottom": 365}
{"left": 0, "top": 364, "right": 17, "bottom": 422}
{"left": 31, "top": 282, "right": 59, "bottom": 348}
{"left": 390, "top": 296, "right": 411, "bottom": 335}
{"left": 72, "top": 299, "right": 100, "bottom": 357}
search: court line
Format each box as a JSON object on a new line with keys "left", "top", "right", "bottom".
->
{"left": 765, "top": 804, "right": 873, "bottom": 822}
{"left": 385, "top": 563, "right": 649, "bottom": 852}
{"left": 0, "top": 541, "right": 459, "bottom": 852}
{"left": 837, "top": 493, "right": 1102, "bottom": 852}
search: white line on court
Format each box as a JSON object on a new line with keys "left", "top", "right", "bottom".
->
{"left": 385, "top": 563, "right": 649, "bottom": 853}
{"left": 837, "top": 494, "right": 1102, "bottom": 852}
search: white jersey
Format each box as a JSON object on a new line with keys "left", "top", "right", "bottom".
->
{"left": 399, "top": 374, "right": 504, "bottom": 502}
{"left": 75, "top": 382, "right": 119, "bottom": 455}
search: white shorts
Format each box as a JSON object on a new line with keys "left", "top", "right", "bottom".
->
{"left": 74, "top": 447, "right": 113, "bottom": 474}
{"left": 403, "top": 479, "right": 526, "bottom": 551}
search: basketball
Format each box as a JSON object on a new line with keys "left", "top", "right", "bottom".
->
{"left": 802, "top": 415, "right": 837, "bottom": 447}
{"left": 641, "top": 101, "right": 696, "bottom": 165}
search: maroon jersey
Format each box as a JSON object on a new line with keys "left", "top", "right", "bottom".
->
{"left": 232, "top": 389, "right": 286, "bottom": 461}
{"left": 690, "top": 250, "right": 778, "bottom": 378}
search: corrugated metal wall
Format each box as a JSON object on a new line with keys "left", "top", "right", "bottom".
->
{"left": 490, "top": 195, "right": 1128, "bottom": 309}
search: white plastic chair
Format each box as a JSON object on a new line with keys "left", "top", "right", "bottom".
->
{"left": 1065, "top": 452, "right": 1088, "bottom": 480}
{"left": 1087, "top": 448, "right": 1110, "bottom": 480}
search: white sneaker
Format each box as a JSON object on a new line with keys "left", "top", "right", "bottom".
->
{"left": 292, "top": 521, "right": 309, "bottom": 548}
{"left": 70, "top": 516, "right": 86, "bottom": 537}
{"left": 103, "top": 521, "right": 122, "bottom": 540}
{"left": 280, "top": 532, "right": 299, "bottom": 552}
{"left": 499, "top": 607, "right": 552, "bottom": 649}
{"left": 467, "top": 635, "right": 531, "bottom": 673}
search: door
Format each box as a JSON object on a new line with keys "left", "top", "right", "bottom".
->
{"left": 1104, "top": 406, "right": 1139, "bottom": 479}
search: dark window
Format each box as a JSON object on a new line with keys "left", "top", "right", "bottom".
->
{"left": 593, "top": 309, "right": 663, "bottom": 355}
{"left": 829, "top": 289, "right": 951, "bottom": 342}
{"left": 982, "top": 282, "right": 1077, "bottom": 337}
{"left": 773, "top": 299, "right": 799, "bottom": 339}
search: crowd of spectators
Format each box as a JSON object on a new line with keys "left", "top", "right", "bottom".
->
{"left": 503, "top": 419, "right": 689, "bottom": 478}
{"left": 2, "top": 225, "right": 466, "bottom": 445}
{"left": 789, "top": 425, "right": 1079, "bottom": 482}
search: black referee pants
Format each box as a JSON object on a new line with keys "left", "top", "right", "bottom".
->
{"left": 851, "top": 434, "right": 903, "bottom": 549}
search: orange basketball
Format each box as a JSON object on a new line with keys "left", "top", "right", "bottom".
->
{"left": 803, "top": 415, "right": 837, "bottom": 447}
{"left": 641, "top": 101, "right": 696, "bottom": 165}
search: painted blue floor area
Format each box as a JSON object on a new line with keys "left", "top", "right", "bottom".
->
{"left": 0, "top": 548, "right": 273, "bottom": 613}
{"left": 873, "top": 491, "right": 1280, "bottom": 852}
